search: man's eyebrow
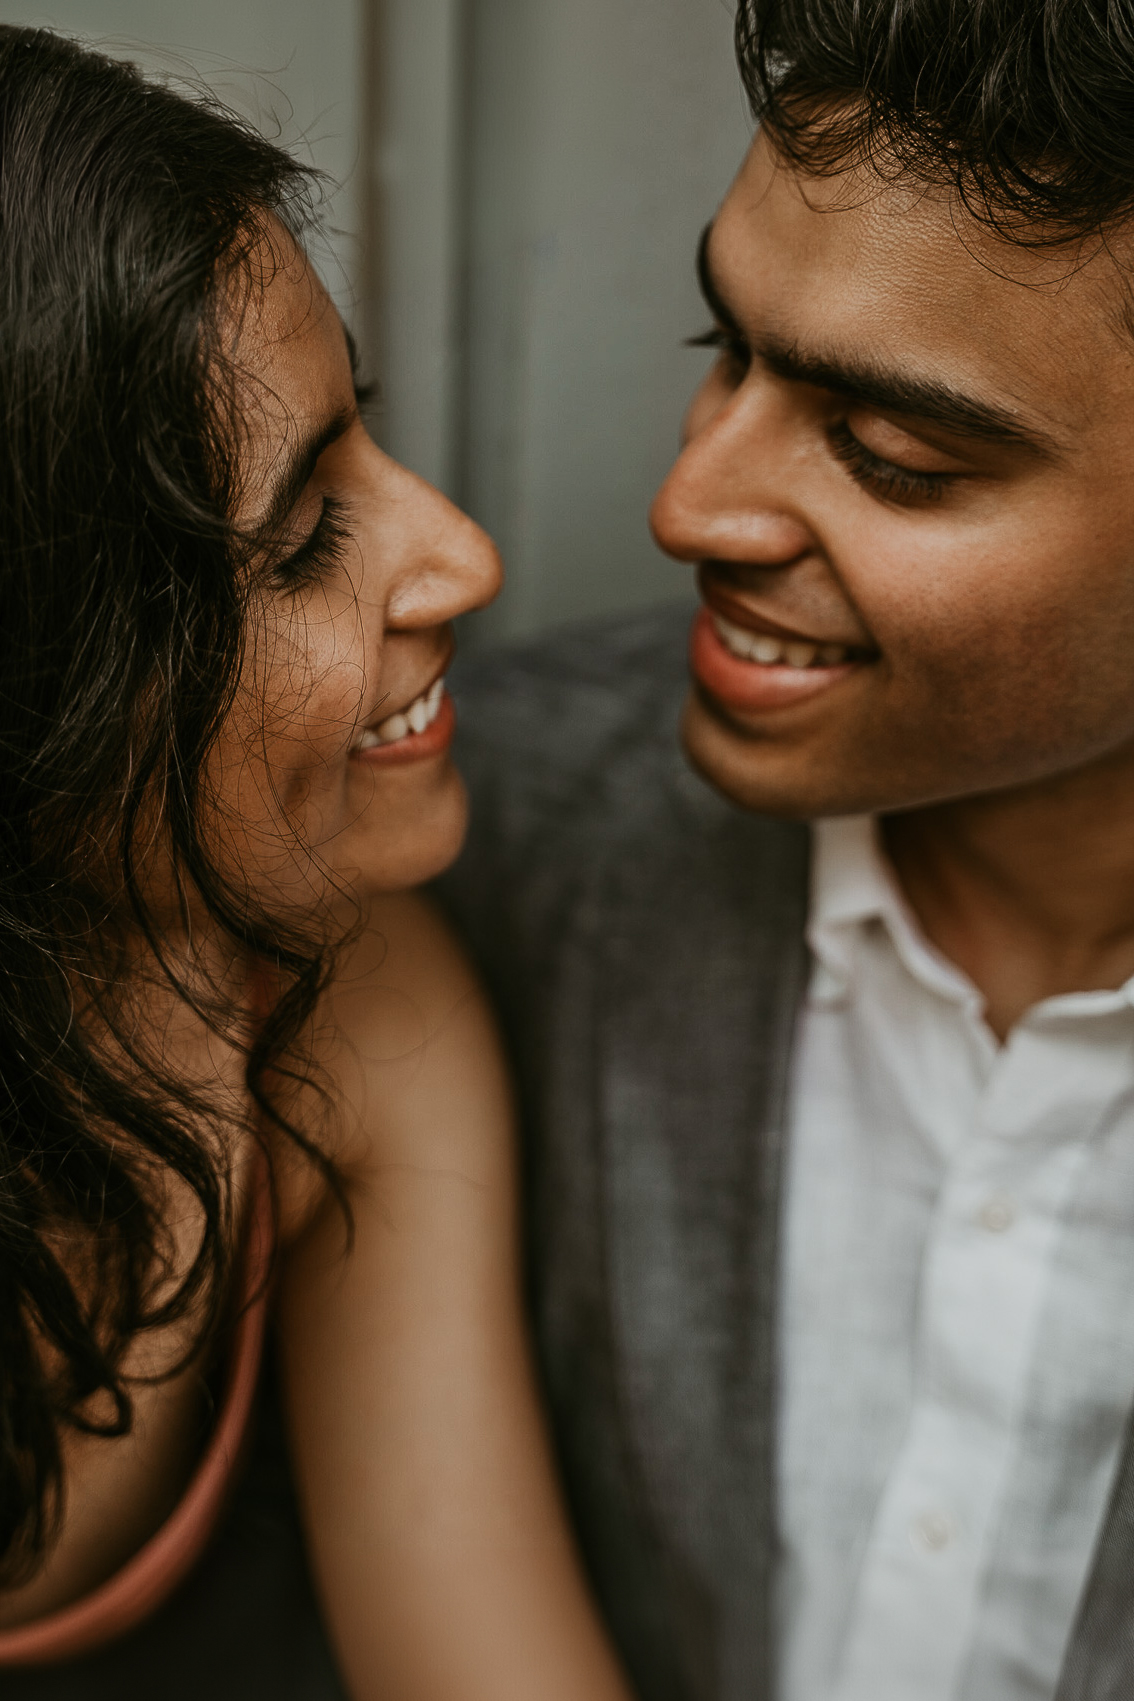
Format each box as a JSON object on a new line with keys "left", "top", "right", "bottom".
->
{"left": 758, "top": 337, "right": 1059, "bottom": 454}
{"left": 258, "top": 402, "right": 356, "bottom": 538}
{"left": 695, "top": 221, "right": 1060, "bottom": 457}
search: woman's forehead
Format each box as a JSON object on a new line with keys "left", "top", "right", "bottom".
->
{"left": 225, "top": 230, "right": 353, "bottom": 528}
{"left": 233, "top": 221, "right": 338, "bottom": 366}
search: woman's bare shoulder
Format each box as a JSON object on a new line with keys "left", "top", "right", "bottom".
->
{"left": 272, "top": 890, "right": 508, "bottom": 1242}
{"left": 331, "top": 889, "right": 484, "bottom": 1034}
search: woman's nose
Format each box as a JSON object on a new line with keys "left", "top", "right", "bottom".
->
{"left": 374, "top": 452, "right": 504, "bottom": 629}
{"left": 649, "top": 381, "right": 815, "bottom": 570}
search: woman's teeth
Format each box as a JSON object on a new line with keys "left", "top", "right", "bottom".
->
{"left": 712, "top": 612, "right": 852, "bottom": 669}
{"left": 357, "top": 677, "right": 446, "bottom": 750}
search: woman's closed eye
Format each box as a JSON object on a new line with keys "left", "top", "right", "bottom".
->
{"left": 270, "top": 494, "right": 353, "bottom": 592}
{"left": 687, "top": 323, "right": 752, "bottom": 376}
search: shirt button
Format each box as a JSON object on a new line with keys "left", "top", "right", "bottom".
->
{"left": 911, "top": 1510, "right": 955, "bottom": 1553}
{"left": 978, "top": 1198, "right": 1015, "bottom": 1233}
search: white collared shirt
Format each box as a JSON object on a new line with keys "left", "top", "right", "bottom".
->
{"left": 777, "top": 815, "right": 1134, "bottom": 1701}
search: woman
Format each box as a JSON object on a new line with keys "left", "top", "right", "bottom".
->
{"left": 0, "top": 26, "right": 632, "bottom": 1701}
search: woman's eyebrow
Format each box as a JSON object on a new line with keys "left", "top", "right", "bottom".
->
{"left": 342, "top": 322, "right": 378, "bottom": 409}
{"left": 696, "top": 222, "right": 746, "bottom": 340}
{"left": 259, "top": 403, "right": 356, "bottom": 536}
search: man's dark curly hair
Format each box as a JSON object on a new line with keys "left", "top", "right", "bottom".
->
{"left": 735, "top": 0, "right": 1134, "bottom": 244}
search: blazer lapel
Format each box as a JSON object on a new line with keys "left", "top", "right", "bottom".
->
{"left": 593, "top": 755, "right": 810, "bottom": 1701}
{"left": 1057, "top": 1411, "right": 1134, "bottom": 1697}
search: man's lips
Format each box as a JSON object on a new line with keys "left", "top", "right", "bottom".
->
{"left": 689, "top": 606, "right": 868, "bottom": 715}
{"left": 698, "top": 566, "right": 876, "bottom": 659}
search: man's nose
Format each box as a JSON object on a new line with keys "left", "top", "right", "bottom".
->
{"left": 649, "top": 383, "right": 815, "bottom": 570}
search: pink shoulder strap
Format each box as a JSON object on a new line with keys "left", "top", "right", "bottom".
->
{"left": 0, "top": 1154, "right": 274, "bottom": 1667}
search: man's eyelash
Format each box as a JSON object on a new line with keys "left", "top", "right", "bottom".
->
{"left": 271, "top": 495, "right": 352, "bottom": 590}
{"left": 828, "top": 421, "right": 951, "bottom": 505}
{"left": 685, "top": 331, "right": 952, "bottom": 506}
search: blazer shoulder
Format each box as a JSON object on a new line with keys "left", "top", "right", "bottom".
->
{"left": 442, "top": 601, "right": 809, "bottom": 951}
{"left": 449, "top": 601, "right": 697, "bottom": 842}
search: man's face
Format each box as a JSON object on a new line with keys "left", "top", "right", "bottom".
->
{"left": 651, "top": 129, "right": 1134, "bottom": 818}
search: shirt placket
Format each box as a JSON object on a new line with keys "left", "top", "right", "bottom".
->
{"left": 831, "top": 1020, "right": 1115, "bottom": 1701}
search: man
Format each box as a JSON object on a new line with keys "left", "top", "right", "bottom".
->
{"left": 440, "top": 1, "right": 1134, "bottom": 1696}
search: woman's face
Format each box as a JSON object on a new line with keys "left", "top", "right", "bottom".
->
{"left": 212, "top": 226, "right": 501, "bottom": 906}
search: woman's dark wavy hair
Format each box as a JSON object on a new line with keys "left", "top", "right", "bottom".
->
{"left": 736, "top": 0, "right": 1134, "bottom": 244}
{"left": 0, "top": 25, "right": 340, "bottom": 1578}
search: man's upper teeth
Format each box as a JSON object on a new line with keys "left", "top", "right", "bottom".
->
{"left": 358, "top": 678, "right": 446, "bottom": 749}
{"left": 713, "top": 613, "right": 850, "bottom": 668}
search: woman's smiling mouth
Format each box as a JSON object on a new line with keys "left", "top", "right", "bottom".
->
{"left": 357, "top": 676, "right": 446, "bottom": 748}
{"left": 353, "top": 675, "right": 455, "bottom": 765}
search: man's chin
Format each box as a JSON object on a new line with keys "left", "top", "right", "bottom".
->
{"left": 680, "top": 690, "right": 880, "bottom": 822}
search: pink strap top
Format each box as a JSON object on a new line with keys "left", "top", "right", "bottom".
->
{"left": 0, "top": 1156, "right": 274, "bottom": 1667}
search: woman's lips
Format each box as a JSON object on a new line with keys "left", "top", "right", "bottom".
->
{"left": 352, "top": 687, "right": 456, "bottom": 767}
{"left": 689, "top": 606, "right": 864, "bottom": 714}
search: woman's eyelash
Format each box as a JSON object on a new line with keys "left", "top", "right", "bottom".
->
{"left": 270, "top": 495, "right": 352, "bottom": 590}
{"left": 687, "top": 324, "right": 751, "bottom": 368}
{"left": 828, "top": 421, "right": 951, "bottom": 505}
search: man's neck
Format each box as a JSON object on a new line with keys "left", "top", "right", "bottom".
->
{"left": 882, "top": 745, "right": 1134, "bottom": 1041}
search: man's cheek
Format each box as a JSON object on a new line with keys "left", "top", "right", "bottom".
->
{"left": 915, "top": 625, "right": 1113, "bottom": 770}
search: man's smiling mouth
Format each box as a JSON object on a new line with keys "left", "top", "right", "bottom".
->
{"left": 697, "top": 563, "right": 879, "bottom": 674}
{"left": 689, "top": 601, "right": 878, "bottom": 719}
{"left": 710, "top": 611, "right": 863, "bottom": 670}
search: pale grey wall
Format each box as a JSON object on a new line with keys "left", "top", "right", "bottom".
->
{"left": 370, "top": 0, "right": 466, "bottom": 494}
{"left": 464, "top": 0, "right": 752, "bottom": 639}
{"left": 376, "top": 0, "right": 754, "bottom": 642}
{"left": 0, "top": 0, "right": 366, "bottom": 320}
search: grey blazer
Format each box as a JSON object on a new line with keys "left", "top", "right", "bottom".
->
{"left": 439, "top": 602, "right": 1134, "bottom": 1701}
